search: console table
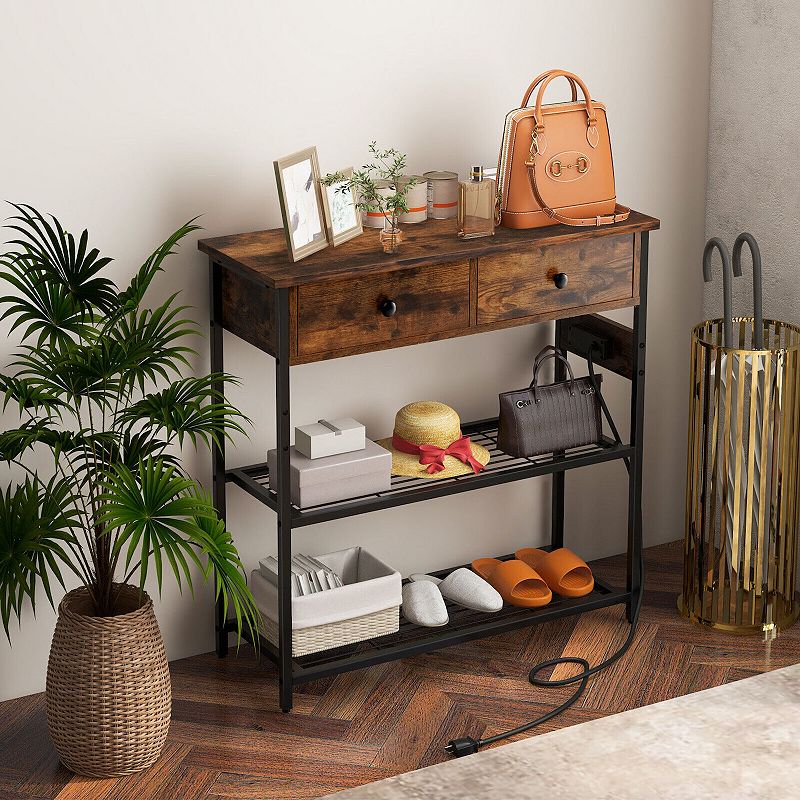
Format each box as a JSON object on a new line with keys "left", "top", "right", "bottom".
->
{"left": 198, "top": 211, "right": 660, "bottom": 712}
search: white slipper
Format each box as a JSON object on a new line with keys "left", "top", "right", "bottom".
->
{"left": 409, "top": 568, "right": 503, "bottom": 613}
{"left": 402, "top": 580, "right": 449, "bottom": 627}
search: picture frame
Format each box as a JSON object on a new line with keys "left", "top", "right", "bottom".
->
{"left": 274, "top": 146, "right": 328, "bottom": 262}
{"left": 320, "top": 167, "right": 363, "bottom": 247}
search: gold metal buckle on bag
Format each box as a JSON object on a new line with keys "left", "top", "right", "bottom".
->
{"left": 549, "top": 157, "right": 589, "bottom": 177}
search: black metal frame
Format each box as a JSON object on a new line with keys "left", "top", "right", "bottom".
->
{"left": 209, "top": 231, "right": 649, "bottom": 713}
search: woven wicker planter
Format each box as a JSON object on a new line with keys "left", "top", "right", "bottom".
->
{"left": 46, "top": 584, "right": 171, "bottom": 777}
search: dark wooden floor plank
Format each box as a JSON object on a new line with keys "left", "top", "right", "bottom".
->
{"left": 170, "top": 697, "right": 349, "bottom": 740}
{"left": 311, "top": 663, "right": 390, "bottom": 721}
{"left": 2, "top": 540, "right": 795, "bottom": 800}
{"left": 207, "top": 767, "right": 395, "bottom": 800}
{"left": 371, "top": 682, "right": 453, "bottom": 770}
{"left": 343, "top": 665, "right": 422, "bottom": 747}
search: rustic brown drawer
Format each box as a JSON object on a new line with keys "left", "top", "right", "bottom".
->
{"left": 477, "top": 234, "right": 635, "bottom": 324}
{"left": 297, "top": 261, "right": 471, "bottom": 358}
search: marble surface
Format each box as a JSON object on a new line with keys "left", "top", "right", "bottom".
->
{"left": 325, "top": 664, "right": 800, "bottom": 799}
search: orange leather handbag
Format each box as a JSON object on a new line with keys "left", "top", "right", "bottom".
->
{"left": 497, "top": 69, "right": 630, "bottom": 229}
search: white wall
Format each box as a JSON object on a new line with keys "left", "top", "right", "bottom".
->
{"left": 705, "top": 0, "right": 800, "bottom": 325}
{"left": 0, "top": 0, "right": 712, "bottom": 701}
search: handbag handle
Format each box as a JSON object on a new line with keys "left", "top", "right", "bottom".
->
{"left": 530, "top": 350, "right": 576, "bottom": 403}
{"left": 533, "top": 344, "right": 561, "bottom": 367}
{"left": 533, "top": 70, "right": 597, "bottom": 149}
{"left": 521, "top": 70, "right": 578, "bottom": 108}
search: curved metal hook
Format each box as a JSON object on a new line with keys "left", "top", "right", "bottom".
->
{"left": 733, "top": 232, "right": 764, "bottom": 349}
{"left": 703, "top": 237, "right": 737, "bottom": 348}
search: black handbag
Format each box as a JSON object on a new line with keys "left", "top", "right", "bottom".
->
{"left": 497, "top": 346, "right": 602, "bottom": 457}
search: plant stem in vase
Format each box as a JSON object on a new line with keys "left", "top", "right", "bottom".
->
{"left": 380, "top": 214, "right": 403, "bottom": 254}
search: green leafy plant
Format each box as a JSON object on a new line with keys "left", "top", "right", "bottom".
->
{"left": 0, "top": 203, "right": 259, "bottom": 644}
{"left": 322, "top": 141, "right": 416, "bottom": 236}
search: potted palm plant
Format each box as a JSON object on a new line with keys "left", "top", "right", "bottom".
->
{"left": 0, "top": 204, "right": 259, "bottom": 777}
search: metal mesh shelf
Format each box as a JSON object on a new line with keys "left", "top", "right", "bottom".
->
{"left": 227, "top": 418, "right": 633, "bottom": 527}
{"left": 234, "top": 550, "right": 629, "bottom": 682}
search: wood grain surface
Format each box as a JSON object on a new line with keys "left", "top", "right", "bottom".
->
{"left": 3, "top": 541, "right": 798, "bottom": 800}
{"left": 198, "top": 212, "right": 659, "bottom": 289}
{"left": 297, "top": 261, "right": 470, "bottom": 358}
{"left": 477, "top": 234, "right": 634, "bottom": 324}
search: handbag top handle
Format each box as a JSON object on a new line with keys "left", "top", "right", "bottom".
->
{"left": 530, "top": 350, "right": 576, "bottom": 403}
{"left": 520, "top": 70, "right": 578, "bottom": 107}
{"left": 529, "top": 70, "right": 600, "bottom": 155}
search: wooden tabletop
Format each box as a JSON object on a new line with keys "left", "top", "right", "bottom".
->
{"left": 198, "top": 211, "right": 660, "bottom": 289}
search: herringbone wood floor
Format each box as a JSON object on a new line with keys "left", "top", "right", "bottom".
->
{"left": 2, "top": 540, "right": 798, "bottom": 800}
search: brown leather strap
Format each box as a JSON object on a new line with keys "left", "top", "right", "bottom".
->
{"left": 525, "top": 158, "right": 630, "bottom": 227}
{"left": 521, "top": 70, "right": 578, "bottom": 107}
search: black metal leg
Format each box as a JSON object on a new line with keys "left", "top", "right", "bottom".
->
{"left": 210, "top": 260, "right": 229, "bottom": 658}
{"left": 551, "top": 320, "right": 566, "bottom": 549}
{"left": 275, "top": 288, "right": 294, "bottom": 712}
{"left": 627, "top": 232, "right": 649, "bottom": 621}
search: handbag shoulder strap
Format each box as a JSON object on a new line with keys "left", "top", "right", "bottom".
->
{"left": 526, "top": 160, "right": 631, "bottom": 227}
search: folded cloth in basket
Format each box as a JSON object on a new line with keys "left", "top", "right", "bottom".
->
{"left": 251, "top": 547, "right": 401, "bottom": 630}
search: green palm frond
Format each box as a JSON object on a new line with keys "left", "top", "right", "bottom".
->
{"left": 192, "top": 507, "right": 260, "bottom": 647}
{"left": 114, "top": 219, "right": 201, "bottom": 315}
{"left": 107, "top": 298, "right": 199, "bottom": 394}
{"left": 12, "top": 340, "right": 119, "bottom": 409}
{"left": 1, "top": 204, "right": 117, "bottom": 346}
{"left": 0, "top": 477, "right": 83, "bottom": 638}
{"left": 0, "top": 373, "right": 65, "bottom": 416}
{"left": 117, "top": 374, "right": 248, "bottom": 448}
{"left": 100, "top": 458, "right": 215, "bottom": 593}
{"left": 100, "top": 464, "right": 259, "bottom": 645}
{"left": 0, "top": 421, "right": 92, "bottom": 464}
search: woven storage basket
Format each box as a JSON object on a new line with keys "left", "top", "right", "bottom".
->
{"left": 46, "top": 584, "right": 171, "bottom": 777}
{"left": 261, "top": 606, "right": 399, "bottom": 656}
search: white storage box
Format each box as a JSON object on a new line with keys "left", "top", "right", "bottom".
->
{"left": 250, "top": 547, "right": 401, "bottom": 656}
{"left": 267, "top": 438, "right": 391, "bottom": 509}
{"left": 295, "top": 418, "right": 365, "bottom": 460}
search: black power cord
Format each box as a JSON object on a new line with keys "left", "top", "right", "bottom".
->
{"left": 446, "top": 347, "right": 644, "bottom": 758}
{"left": 445, "top": 561, "right": 643, "bottom": 756}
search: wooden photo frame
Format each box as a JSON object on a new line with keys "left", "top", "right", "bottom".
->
{"left": 274, "top": 146, "right": 328, "bottom": 262}
{"left": 320, "top": 167, "right": 363, "bottom": 247}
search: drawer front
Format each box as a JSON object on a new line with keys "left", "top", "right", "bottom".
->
{"left": 477, "top": 234, "right": 634, "bottom": 324}
{"left": 298, "top": 261, "right": 471, "bottom": 358}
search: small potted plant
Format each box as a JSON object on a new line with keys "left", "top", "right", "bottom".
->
{"left": 323, "top": 142, "right": 416, "bottom": 254}
{"left": 0, "top": 204, "right": 260, "bottom": 777}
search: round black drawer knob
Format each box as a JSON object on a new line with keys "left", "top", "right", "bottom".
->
{"left": 553, "top": 272, "right": 569, "bottom": 289}
{"left": 380, "top": 299, "right": 397, "bottom": 317}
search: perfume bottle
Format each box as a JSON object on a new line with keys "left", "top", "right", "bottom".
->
{"left": 457, "top": 166, "right": 496, "bottom": 239}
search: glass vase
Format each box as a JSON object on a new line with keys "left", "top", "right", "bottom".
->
{"left": 379, "top": 217, "right": 403, "bottom": 254}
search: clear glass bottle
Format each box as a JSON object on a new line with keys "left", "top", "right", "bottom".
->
{"left": 457, "top": 165, "right": 496, "bottom": 239}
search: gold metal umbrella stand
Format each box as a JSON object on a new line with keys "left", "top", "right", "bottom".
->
{"left": 679, "top": 234, "right": 800, "bottom": 635}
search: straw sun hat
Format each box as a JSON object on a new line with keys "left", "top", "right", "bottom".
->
{"left": 378, "top": 401, "right": 490, "bottom": 480}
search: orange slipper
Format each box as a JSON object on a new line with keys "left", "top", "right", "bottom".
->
{"left": 471, "top": 558, "right": 552, "bottom": 608}
{"left": 514, "top": 548, "right": 594, "bottom": 598}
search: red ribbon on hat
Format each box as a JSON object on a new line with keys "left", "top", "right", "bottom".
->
{"left": 391, "top": 433, "right": 485, "bottom": 475}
